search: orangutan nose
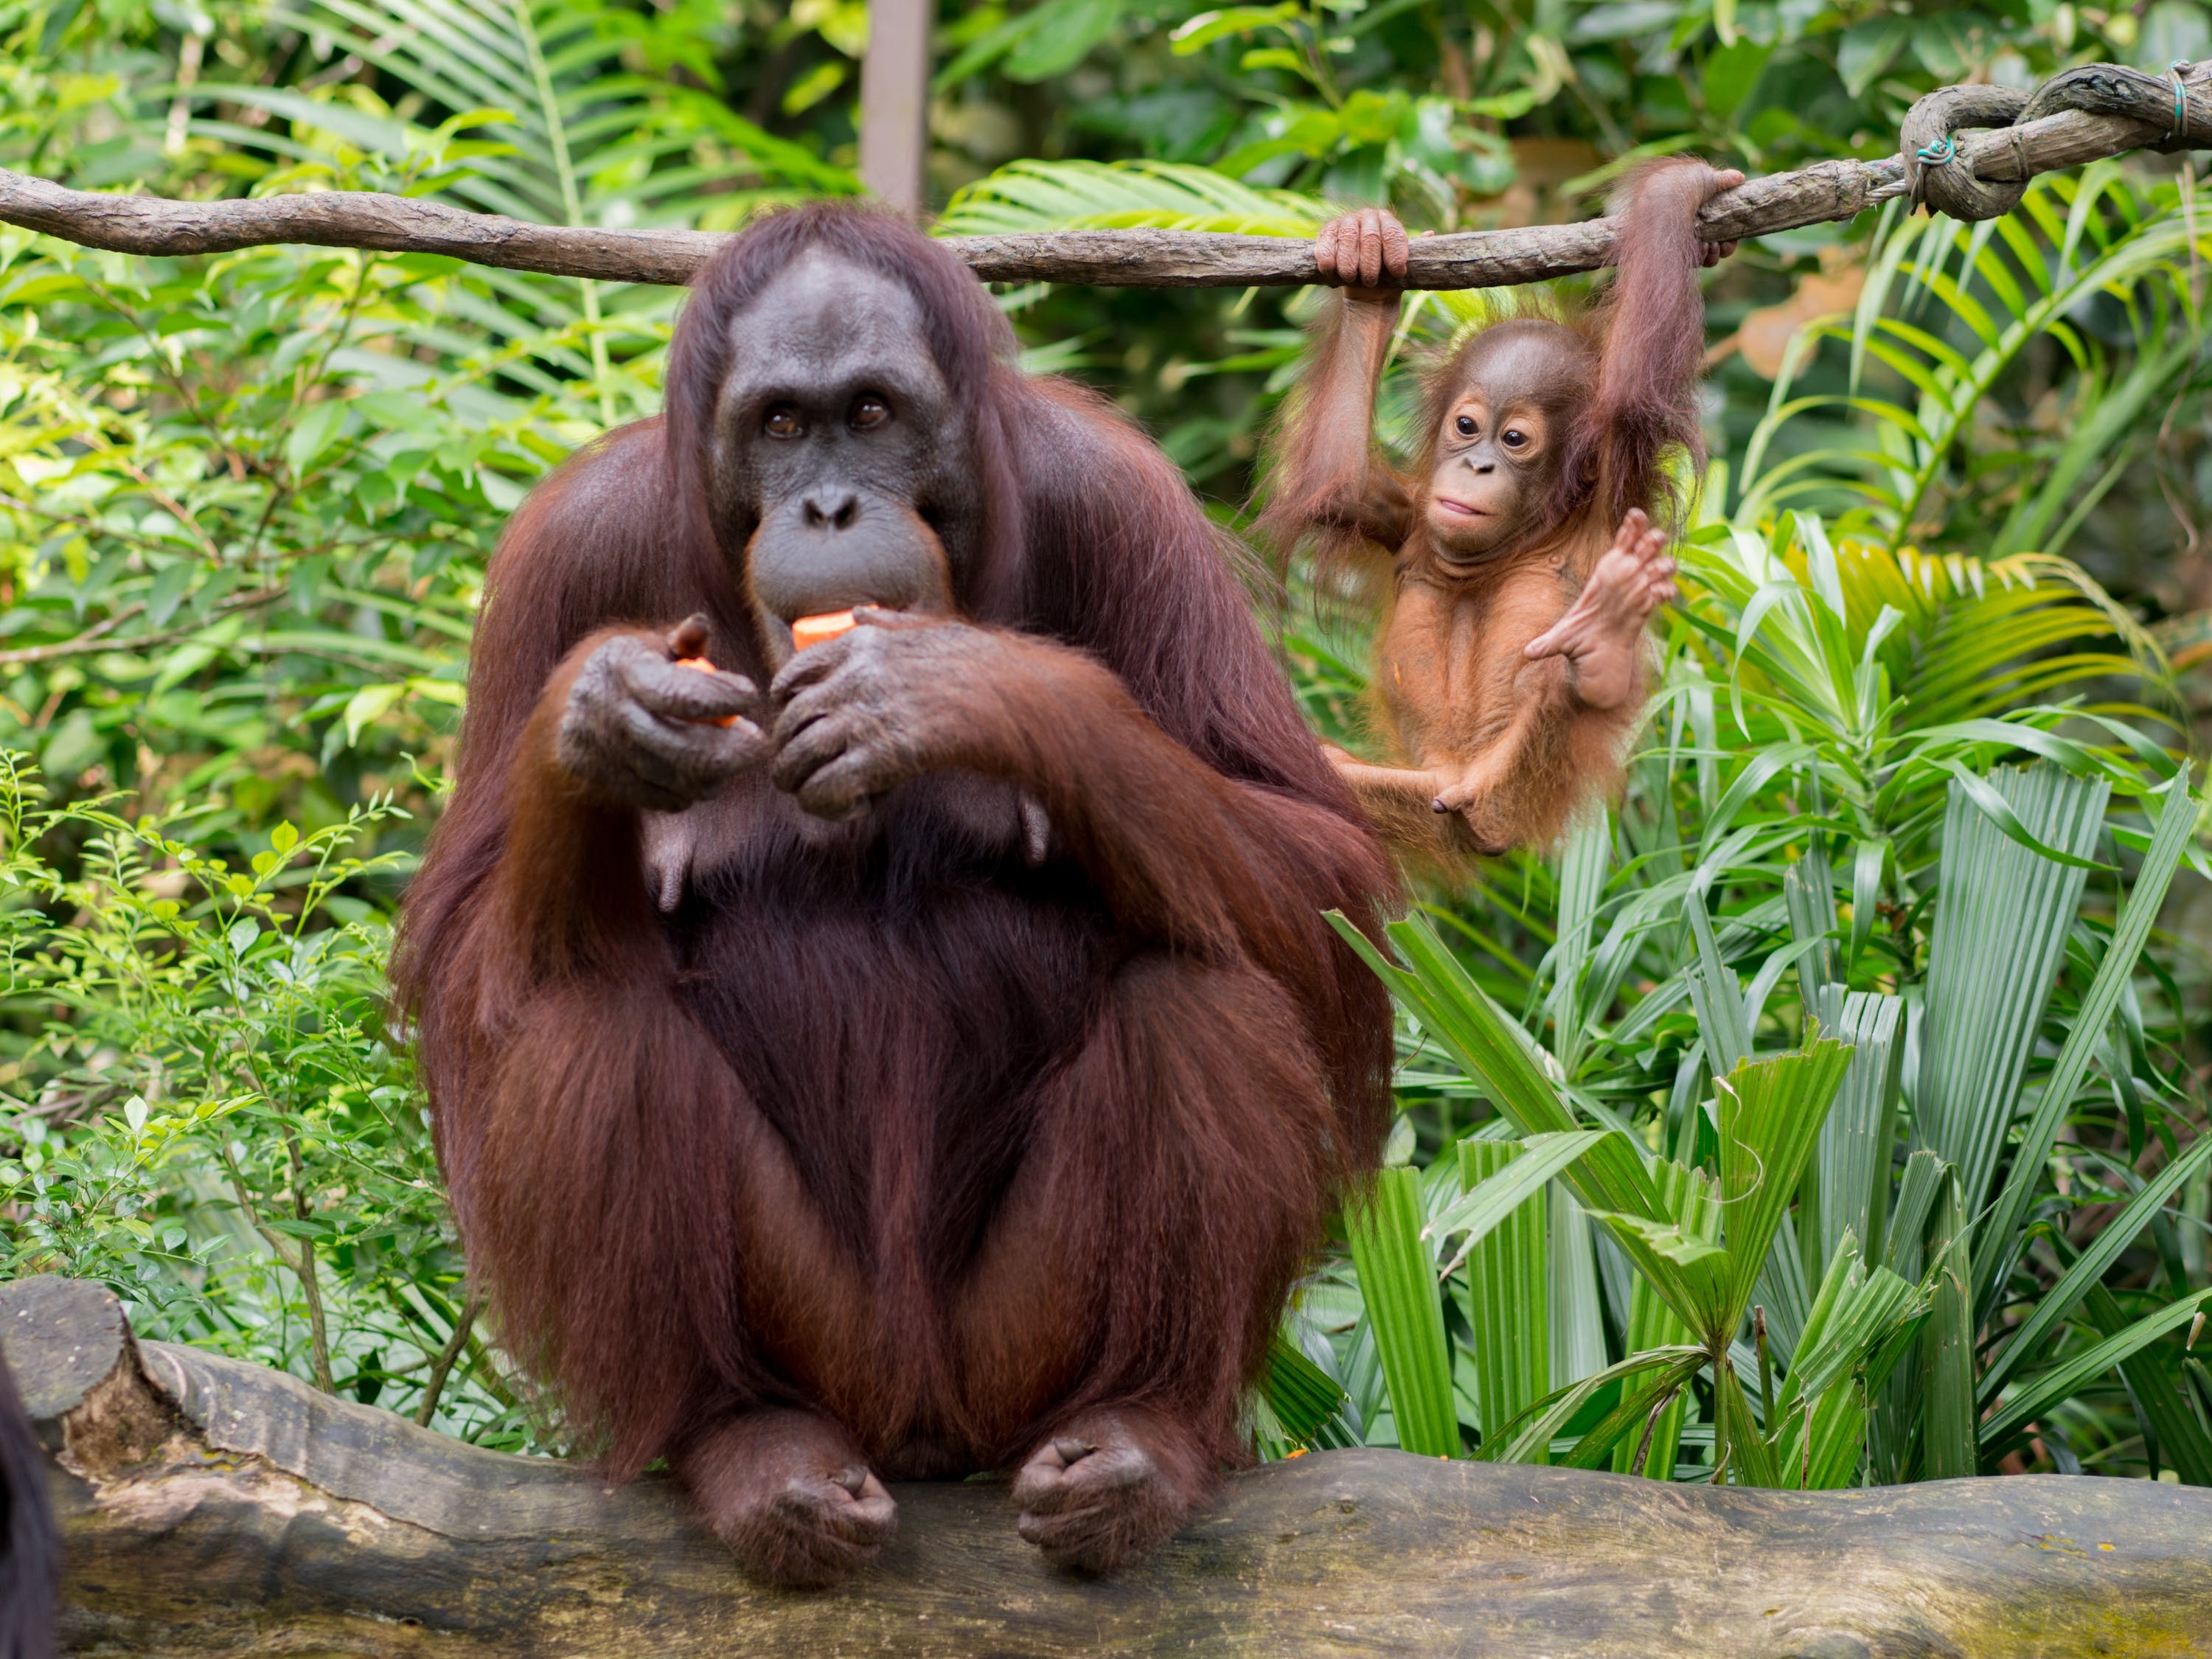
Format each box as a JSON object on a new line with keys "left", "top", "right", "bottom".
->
{"left": 802, "top": 491, "right": 860, "bottom": 530}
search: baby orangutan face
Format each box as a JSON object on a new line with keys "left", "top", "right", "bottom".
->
{"left": 1423, "top": 322, "right": 1586, "bottom": 566}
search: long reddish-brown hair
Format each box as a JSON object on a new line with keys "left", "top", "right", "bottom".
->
{"left": 391, "top": 201, "right": 1398, "bottom": 1483}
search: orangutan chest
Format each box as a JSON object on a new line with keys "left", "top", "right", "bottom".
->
{"left": 1376, "top": 570, "right": 1571, "bottom": 762}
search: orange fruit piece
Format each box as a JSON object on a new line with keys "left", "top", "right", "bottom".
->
{"left": 672, "top": 655, "right": 740, "bottom": 726}
{"left": 791, "top": 610, "right": 858, "bottom": 650}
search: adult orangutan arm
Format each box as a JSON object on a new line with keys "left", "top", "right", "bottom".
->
{"left": 768, "top": 616, "right": 1377, "bottom": 968}
{"left": 493, "top": 620, "right": 765, "bottom": 975}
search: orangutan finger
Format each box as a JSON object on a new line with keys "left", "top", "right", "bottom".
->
{"left": 1382, "top": 213, "right": 1410, "bottom": 278}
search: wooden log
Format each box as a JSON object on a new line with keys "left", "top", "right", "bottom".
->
{"left": 7, "top": 1276, "right": 2211, "bottom": 1657}
{"left": 0, "top": 61, "right": 2205, "bottom": 291}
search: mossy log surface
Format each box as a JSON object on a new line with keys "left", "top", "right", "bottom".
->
{"left": 6, "top": 1275, "right": 2211, "bottom": 1658}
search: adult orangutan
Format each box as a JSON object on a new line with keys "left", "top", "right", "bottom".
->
{"left": 1, "top": 1350, "right": 55, "bottom": 1659}
{"left": 1259, "top": 160, "right": 1741, "bottom": 860}
{"left": 393, "top": 204, "right": 1396, "bottom": 1588}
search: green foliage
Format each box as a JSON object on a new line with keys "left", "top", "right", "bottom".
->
{"left": 0, "top": 756, "right": 535, "bottom": 1443}
{"left": 0, "top": 226, "right": 529, "bottom": 813}
{"left": 1273, "top": 477, "right": 2210, "bottom": 1480}
{"left": 1736, "top": 169, "right": 2212, "bottom": 555}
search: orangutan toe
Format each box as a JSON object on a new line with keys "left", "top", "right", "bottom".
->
{"left": 678, "top": 1409, "right": 897, "bottom": 1590}
{"left": 1012, "top": 1409, "right": 1202, "bottom": 1573}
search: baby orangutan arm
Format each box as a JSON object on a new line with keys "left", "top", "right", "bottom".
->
{"left": 1571, "top": 163, "right": 1744, "bottom": 529}
{"left": 1324, "top": 517, "right": 1675, "bottom": 858}
{"left": 1522, "top": 509, "right": 1677, "bottom": 712}
{"left": 1426, "top": 520, "right": 1674, "bottom": 846}
{"left": 1257, "top": 208, "right": 1415, "bottom": 557}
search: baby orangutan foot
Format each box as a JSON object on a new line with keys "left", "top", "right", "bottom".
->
{"left": 678, "top": 1408, "right": 897, "bottom": 1590}
{"left": 1427, "top": 777, "right": 1517, "bottom": 857}
{"left": 1521, "top": 507, "right": 1677, "bottom": 712}
{"left": 1012, "top": 1407, "right": 1207, "bottom": 1573}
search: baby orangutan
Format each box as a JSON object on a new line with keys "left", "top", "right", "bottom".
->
{"left": 1261, "top": 159, "right": 1741, "bottom": 859}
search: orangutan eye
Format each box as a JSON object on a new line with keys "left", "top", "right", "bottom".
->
{"left": 764, "top": 405, "right": 804, "bottom": 439}
{"left": 852, "top": 395, "right": 891, "bottom": 431}
{"left": 1503, "top": 428, "right": 1528, "bottom": 448}
{"left": 1455, "top": 414, "right": 1477, "bottom": 436}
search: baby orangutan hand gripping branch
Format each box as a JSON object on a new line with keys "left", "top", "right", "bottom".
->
{"left": 1260, "top": 160, "right": 1741, "bottom": 859}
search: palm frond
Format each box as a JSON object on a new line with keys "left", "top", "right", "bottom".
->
{"left": 1736, "top": 170, "right": 2211, "bottom": 550}
{"left": 936, "top": 159, "right": 1325, "bottom": 237}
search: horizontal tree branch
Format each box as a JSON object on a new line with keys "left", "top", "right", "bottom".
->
{"left": 10, "top": 1275, "right": 2212, "bottom": 1655}
{"left": 0, "top": 63, "right": 2204, "bottom": 291}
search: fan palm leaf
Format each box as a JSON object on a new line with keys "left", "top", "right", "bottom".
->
{"left": 937, "top": 158, "right": 1326, "bottom": 237}
{"left": 1738, "top": 169, "right": 2210, "bottom": 552}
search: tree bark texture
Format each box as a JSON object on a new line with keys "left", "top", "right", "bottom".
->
{"left": 0, "top": 60, "right": 2204, "bottom": 291}
{"left": 857, "top": 0, "right": 930, "bottom": 217}
{"left": 7, "top": 1276, "right": 2211, "bottom": 1658}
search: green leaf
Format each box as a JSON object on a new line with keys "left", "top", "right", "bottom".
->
{"left": 1982, "top": 1290, "right": 2212, "bottom": 1447}
{"left": 1555, "top": 1349, "right": 1703, "bottom": 1470}
{"left": 1258, "top": 1330, "right": 1352, "bottom": 1450}
{"left": 1919, "top": 1173, "right": 1978, "bottom": 1481}
{"left": 1717, "top": 1041, "right": 1855, "bottom": 1329}
{"left": 1330, "top": 913, "right": 1663, "bottom": 1224}
{"left": 1781, "top": 1233, "right": 1928, "bottom": 1415}
{"left": 1916, "top": 765, "right": 2108, "bottom": 1220}
{"left": 1609, "top": 1166, "right": 1708, "bottom": 1478}
{"left": 1346, "top": 1166, "right": 1457, "bottom": 1457}
{"left": 1838, "top": 16, "right": 1911, "bottom": 96}
{"left": 2076, "top": 1276, "right": 2212, "bottom": 1486}
{"left": 779, "top": 60, "right": 846, "bottom": 115}
{"left": 342, "top": 683, "right": 408, "bottom": 748}
{"left": 1702, "top": 38, "right": 1772, "bottom": 122}
{"left": 285, "top": 397, "right": 349, "bottom": 480}
{"left": 1937, "top": 760, "right": 2114, "bottom": 872}
{"left": 1685, "top": 890, "right": 1750, "bottom": 1077}
{"left": 1238, "top": 46, "right": 1313, "bottom": 77}
{"left": 1455, "top": 1138, "right": 1550, "bottom": 1450}
{"left": 1481, "top": 1346, "right": 1704, "bottom": 1467}
{"left": 1976, "top": 771, "right": 2202, "bottom": 1316}
{"left": 1427, "top": 1130, "right": 1610, "bottom": 1279}
{"left": 1004, "top": 0, "right": 1124, "bottom": 81}
{"left": 1714, "top": 1358, "right": 1780, "bottom": 1487}
{"left": 1546, "top": 812, "right": 1610, "bottom": 1077}
{"left": 1590, "top": 1204, "right": 1733, "bottom": 1342}
{"left": 1803, "top": 992, "right": 1904, "bottom": 1278}
{"left": 1169, "top": 4, "right": 1300, "bottom": 55}
{"left": 1978, "top": 1131, "right": 2212, "bottom": 1407}
{"left": 937, "top": 159, "right": 1323, "bottom": 237}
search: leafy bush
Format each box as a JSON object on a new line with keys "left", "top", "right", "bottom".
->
{"left": 1290, "top": 518, "right": 2212, "bottom": 1480}
{"left": 0, "top": 756, "right": 544, "bottom": 1440}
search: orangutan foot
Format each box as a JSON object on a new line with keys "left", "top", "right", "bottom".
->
{"left": 1520, "top": 507, "right": 1677, "bottom": 712}
{"left": 1012, "top": 1407, "right": 1207, "bottom": 1573}
{"left": 678, "top": 1408, "right": 897, "bottom": 1590}
{"left": 1425, "top": 774, "right": 1517, "bottom": 855}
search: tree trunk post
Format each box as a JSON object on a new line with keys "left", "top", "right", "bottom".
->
{"left": 858, "top": 0, "right": 930, "bottom": 216}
